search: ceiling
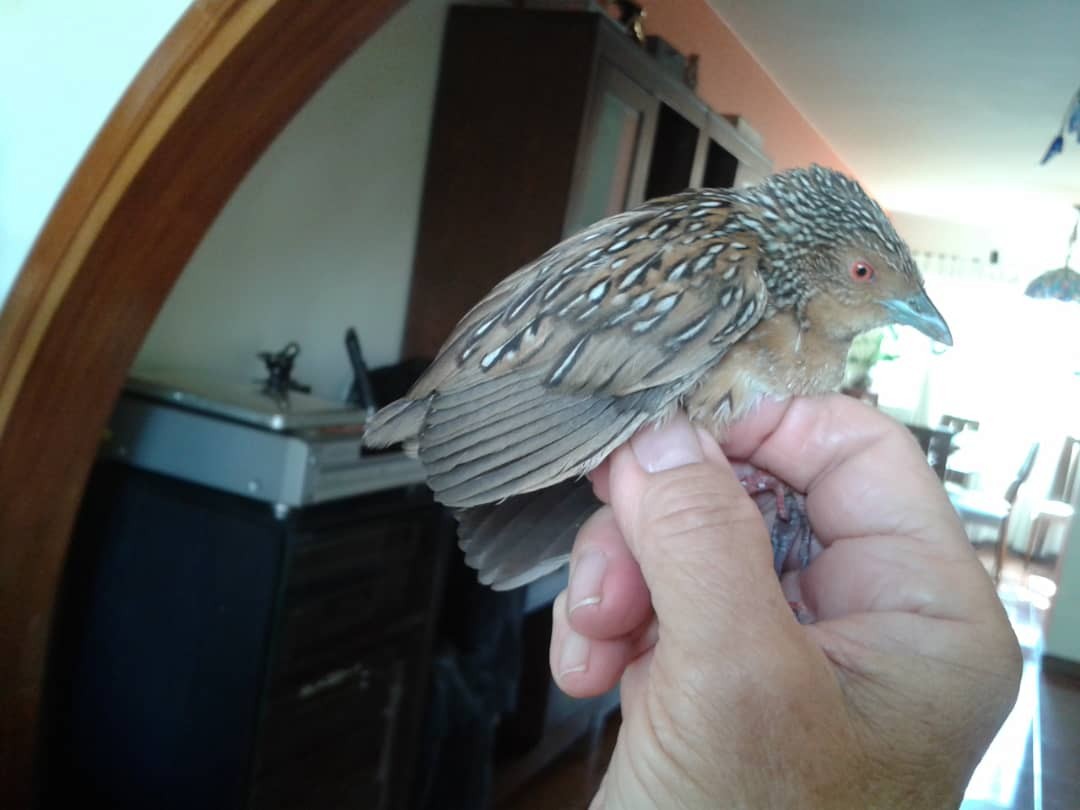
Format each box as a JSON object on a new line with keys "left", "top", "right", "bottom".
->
{"left": 709, "top": 0, "right": 1080, "bottom": 233}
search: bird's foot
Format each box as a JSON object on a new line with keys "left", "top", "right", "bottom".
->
{"left": 766, "top": 490, "right": 814, "bottom": 575}
{"left": 735, "top": 464, "right": 818, "bottom": 578}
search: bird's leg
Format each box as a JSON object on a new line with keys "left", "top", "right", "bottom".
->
{"left": 772, "top": 492, "right": 817, "bottom": 625}
{"left": 740, "top": 470, "right": 789, "bottom": 521}
{"left": 734, "top": 465, "right": 818, "bottom": 573}
{"left": 761, "top": 490, "right": 814, "bottom": 575}
{"left": 739, "top": 471, "right": 818, "bottom": 624}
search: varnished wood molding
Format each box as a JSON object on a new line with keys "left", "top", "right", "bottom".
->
{"left": 1044, "top": 653, "right": 1080, "bottom": 684}
{"left": 0, "top": 0, "right": 405, "bottom": 804}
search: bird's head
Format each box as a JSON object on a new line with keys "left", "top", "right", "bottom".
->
{"left": 741, "top": 165, "right": 952, "bottom": 346}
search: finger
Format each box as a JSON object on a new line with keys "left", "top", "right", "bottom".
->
{"left": 726, "top": 396, "right": 1003, "bottom": 624}
{"left": 606, "top": 413, "right": 796, "bottom": 649}
{"left": 590, "top": 429, "right": 726, "bottom": 503}
{"left": 565, "top": 506, "right": 653, "bottom": 641}
{"left": 794, "top": 535, "right": 1001, "bottom": 622}
{"left": 718, "top": 397, "right": 792, "bottom": 458}
{"left": 550, "top": 591, "right": 655, "bottom": 698}
{"left": 587, "top": 460, "right": 612, "bottom": 504}
{"left": 728, "top": 395, "right": 965, "bottom": 552}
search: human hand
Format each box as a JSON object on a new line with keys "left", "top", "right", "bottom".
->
{"left": 549, "top": 395, "right": 1022, "bottom": 809}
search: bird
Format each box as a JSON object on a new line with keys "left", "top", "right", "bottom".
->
{"left": 364, "top": 165, "right": 952, "bottom": 590}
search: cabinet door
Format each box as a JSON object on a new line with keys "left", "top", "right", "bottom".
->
{"left": 646, "top": 100, "right": 709, "bottom": 198}
{"left": 564, "top": 60, "right": 657, "bottom": 237}
{"left": 704, "top": 114, "right": 772, "bottom": 190}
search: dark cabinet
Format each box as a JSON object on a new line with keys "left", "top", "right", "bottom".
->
{"left": 707, "top": 113, "right": 771, "bottom": 189}
{"left": 565, "top": 61, "right": 655, "bottom": 234}
{"left": 43, "top": 464, "right": 451, "bottom": 810}
{"left": 404, "top": 4, "right": 770, "bottom": 357}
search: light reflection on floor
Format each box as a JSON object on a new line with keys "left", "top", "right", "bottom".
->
{"left": 961, "top": 576, "right": 1047, "bottom": 810}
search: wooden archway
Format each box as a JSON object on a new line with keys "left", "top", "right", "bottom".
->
{"left": 0, "top": 1, "right": 405, "bottom": 803}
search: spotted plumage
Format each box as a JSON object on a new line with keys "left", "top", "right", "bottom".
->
{"left": 364, "top": 165, "right": 952, "bottom": 589}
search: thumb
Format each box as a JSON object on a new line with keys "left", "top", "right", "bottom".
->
{"left": 607, "top": 412, "right": 793, "bottom": 645}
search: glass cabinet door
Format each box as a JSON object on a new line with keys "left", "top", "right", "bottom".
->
{"left": 564, "top": 61, "right": 657, "bottom": 236}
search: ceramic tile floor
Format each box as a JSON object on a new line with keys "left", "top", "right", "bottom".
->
{"left": 499, "top": 556, "right": 1080, "bottom": 810}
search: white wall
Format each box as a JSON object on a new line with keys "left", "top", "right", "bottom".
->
{"left": 0, "top": 0, "right": 191, "bottom": 307}
{"left": 890, "top": 207, "right": 1079, "bottom": 287}
{"left": 134, "top": 0, "right": 453, "bottom": 400}
{"left": 2, "top": 0, "right": 456, "bottom": 398}
{"left": 890, "top": 210, "right": 998, "bottom": 273}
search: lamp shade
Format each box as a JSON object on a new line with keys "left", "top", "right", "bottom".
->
{"left": 1025, "top": 266, "right": 1080, "bottom": 302}
{"left": 1026, "top": 205, "right": 1080, "bottom": 302}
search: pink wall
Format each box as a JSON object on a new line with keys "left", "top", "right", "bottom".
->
{"left": 631, "top": 0, "right": 853, "bottom": 176}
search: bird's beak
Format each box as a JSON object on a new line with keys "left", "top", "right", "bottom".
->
{"left": 884, "top": 291, "right": 953, "bottom": 346}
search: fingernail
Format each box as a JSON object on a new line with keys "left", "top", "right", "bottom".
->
{"left": 632, "top": 416, "right": 703, "bottom": 473}
{"left": 568, "top": 550, "right": 607, "bottom": 614}
{"left": 559, "top": 630, "right": 589, "bottom": 677}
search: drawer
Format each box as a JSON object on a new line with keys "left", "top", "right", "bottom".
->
{"left": 270, "top": 565, "right": 425, "bottom": 686}
{"left": 287, "top": 514, "right": 429, "bottom": 595}
{"left": 257, "top": 648, "right": 404, "bottom": 764}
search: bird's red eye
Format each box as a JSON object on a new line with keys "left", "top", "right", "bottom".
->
{"left": 850, "top": 261, "right": 875, "bottom": 282}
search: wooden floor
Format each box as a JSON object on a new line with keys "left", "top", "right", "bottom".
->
{"left": 1037, "top": 671, "right": 1080, "bottom": 810}
{"left": 497, "top": 550, "right": 1080, "bottom": 810}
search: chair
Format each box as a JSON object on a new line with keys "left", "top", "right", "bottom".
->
{"left": 948, "top": 442, "right": 1039, "bottom": 584}
{"left": 906, "top": 424, "right": 955, "bottom": 480}
{"left": 994, "top": 443, "right": 1042, "bottom": 584}
{"left": 1022, "top": 436, "right": 1079, "bottom": 568}
{"left": 940, "top": 414, "right": 981, "bottom": 433}
{"left": 939, "top": 414, "right": 980, "bottom": 487}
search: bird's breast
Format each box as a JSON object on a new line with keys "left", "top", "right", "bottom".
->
{"left": 684, "top": 310, "right": 849, "bottom": 436}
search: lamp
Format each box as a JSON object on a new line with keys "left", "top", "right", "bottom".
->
{"left": 1025, "top": 205, "right": 1080, "bottom": 302}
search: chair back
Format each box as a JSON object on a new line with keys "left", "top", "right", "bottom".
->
{"left": 1049, "top": 436, "right": 1080, "bottom": 506}
{"left": 1004, "top": 442, "right": 1040, "bottom": 505}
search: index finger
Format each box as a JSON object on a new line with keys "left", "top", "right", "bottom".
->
{"left": 722, "top": 395, "right": 966, "bottom": 551}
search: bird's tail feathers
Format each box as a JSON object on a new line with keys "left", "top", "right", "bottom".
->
{"left": 456, "top": 478, "right": 600, "bottom": 590}
{"left": 362, "top": 397, "right": 427, "bottom": 448}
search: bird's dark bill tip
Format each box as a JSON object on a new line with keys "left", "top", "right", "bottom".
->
{"left": 885, "top": 292, "right": 953, "bottom": 346}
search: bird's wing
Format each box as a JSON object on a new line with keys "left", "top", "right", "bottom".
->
{"left": 409, "top": 192, "right": 770, "bottom": 508}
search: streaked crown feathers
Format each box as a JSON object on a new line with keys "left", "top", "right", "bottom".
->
{"left": 736, "top": 165, "right": 917, "bottom": 279}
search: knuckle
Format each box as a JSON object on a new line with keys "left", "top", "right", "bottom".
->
{"left": 639, "top": 468, "right": 760, "bottom": 541}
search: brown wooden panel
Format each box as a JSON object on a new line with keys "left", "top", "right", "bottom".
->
{"left": 0, "top": 1, "right": 404, "bottom": 804}
{"left": 403, "top": 8, "right": 597, "bottom": 358}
